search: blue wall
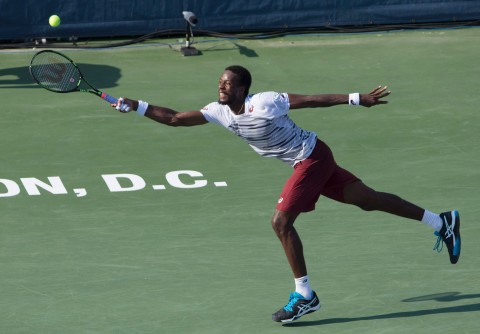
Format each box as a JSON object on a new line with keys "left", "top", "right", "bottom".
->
{"left": 1, "top": 0, "right": 479, "bottom": 41}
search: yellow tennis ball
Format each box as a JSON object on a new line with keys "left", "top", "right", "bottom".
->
{"left": 49, "top": 15, "right": 61, "bottom": 27}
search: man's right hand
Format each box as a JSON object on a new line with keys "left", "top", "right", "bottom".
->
{"left": 112, "top": 97, "right": 136, "bottom": 113}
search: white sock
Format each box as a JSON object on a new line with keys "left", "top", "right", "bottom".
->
{"left": 421, "top": 210, "right": 443, "bottom": 232}
{"left": 294, "top": 275, "right": 313, "bottom": 300}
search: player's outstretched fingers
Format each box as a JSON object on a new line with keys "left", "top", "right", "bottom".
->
{"left": 370, "top": 85, "right": 389, "bottom": 97}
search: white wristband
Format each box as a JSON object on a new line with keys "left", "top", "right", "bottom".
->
{"left": 348, "top": 93, "right": 360, "bottom": 106}
{"left": 136, "top": 100, "right": 149, "bottom": 116}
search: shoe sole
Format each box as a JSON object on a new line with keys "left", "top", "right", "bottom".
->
{"left": 450, "top": 210, "right": 461, "bottom": 264}
{"left": 280, "top": 303, "right": 321, "bottom": 323}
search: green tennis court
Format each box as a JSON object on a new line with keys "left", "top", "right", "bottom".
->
{"left": 1, "top": 28, "right": 479, "bottom": 333}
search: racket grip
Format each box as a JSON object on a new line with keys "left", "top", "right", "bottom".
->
{"left": 101, "top": 92, "right": 118, "bottom": 104}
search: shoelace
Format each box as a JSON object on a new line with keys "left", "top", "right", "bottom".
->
{"left": 433, "top": 231, "right": 444, "bottom": 253}
{"left": 284, "top": 293, "right": 301, "bottom": 312}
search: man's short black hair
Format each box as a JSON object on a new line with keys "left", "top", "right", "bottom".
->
{"left": 225, "top": 65, "right": 252, "bottom": 97}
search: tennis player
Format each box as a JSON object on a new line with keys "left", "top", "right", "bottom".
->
{"left": 112, "top": 65, "right": 461, "bottom": 323}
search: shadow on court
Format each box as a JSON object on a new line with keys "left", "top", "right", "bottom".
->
{"left": 284, "top": 292, "right": 480, "bottom": 327}
{"left": 201, "top": 41, "right": 259, "bottom": 57}
{"left": 0, "top": 64, "right": 121, "bottom": 88}
{"left": 233, "top": 43, "right": 259, "bottom": 57}
{"left": 402, "top": 292, "right": 480, "bottom": 303}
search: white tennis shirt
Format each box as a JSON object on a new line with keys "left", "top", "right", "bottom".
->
{"left": 200, "top": 92, "right": 317, "bottom": 167}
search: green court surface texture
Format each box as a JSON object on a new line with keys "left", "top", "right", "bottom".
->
{"left": 1, "top": 28, "right": 479, "bottom": 334}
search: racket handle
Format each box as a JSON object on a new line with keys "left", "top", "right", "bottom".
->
{"left": 100, "top": 92, "right": 118, "bottom": 104}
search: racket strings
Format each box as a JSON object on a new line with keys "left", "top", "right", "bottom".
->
{"left": 31, "top": 53, "right": 80, "bottom": 92}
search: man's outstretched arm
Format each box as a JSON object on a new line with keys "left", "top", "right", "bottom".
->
{"left": 112, "top": 97, "right": 208, "bottom": 127}
{"left": 288, "top": 86, "right": 390, "bottom": 109}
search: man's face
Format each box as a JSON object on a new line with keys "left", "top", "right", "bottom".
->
{"left": 218, "top": 70, "right": 244, "bottom": 105}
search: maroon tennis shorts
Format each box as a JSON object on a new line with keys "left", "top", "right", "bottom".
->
{"left": 276, "top": 139, "right": 360, "bottom": 213}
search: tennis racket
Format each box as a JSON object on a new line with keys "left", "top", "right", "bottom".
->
{"left": 29, "top": 50, "right": 118, "bottom": 104}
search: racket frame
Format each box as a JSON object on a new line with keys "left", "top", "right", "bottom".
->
{"left": 29, "top": 50, "right": 118, "bottom": 104}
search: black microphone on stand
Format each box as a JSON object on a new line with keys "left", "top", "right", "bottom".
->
{"left": 181, "top": 11, "right": 200, "bottom": 56}
{"left": 183, "top": 11, "right": 198, "bottom": 26}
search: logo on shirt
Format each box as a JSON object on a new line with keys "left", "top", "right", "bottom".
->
{"left": 278, "top": 197, "right": 284, "bottom": 204}
{"left": 248, "top": 105, "right": 254, "bottom": 113}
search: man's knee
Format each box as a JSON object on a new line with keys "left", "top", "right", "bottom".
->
{"left": 356, "top": 200, "right": 377, "bottom": 211}
{"left": 271, "top": 213, "right": 288, "bottom": 236}
{"left": 271, "top": 210, "right": 298, "bottom": 237}
{"left": 344, "top": 182, "right": 380, "bottom": 211}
